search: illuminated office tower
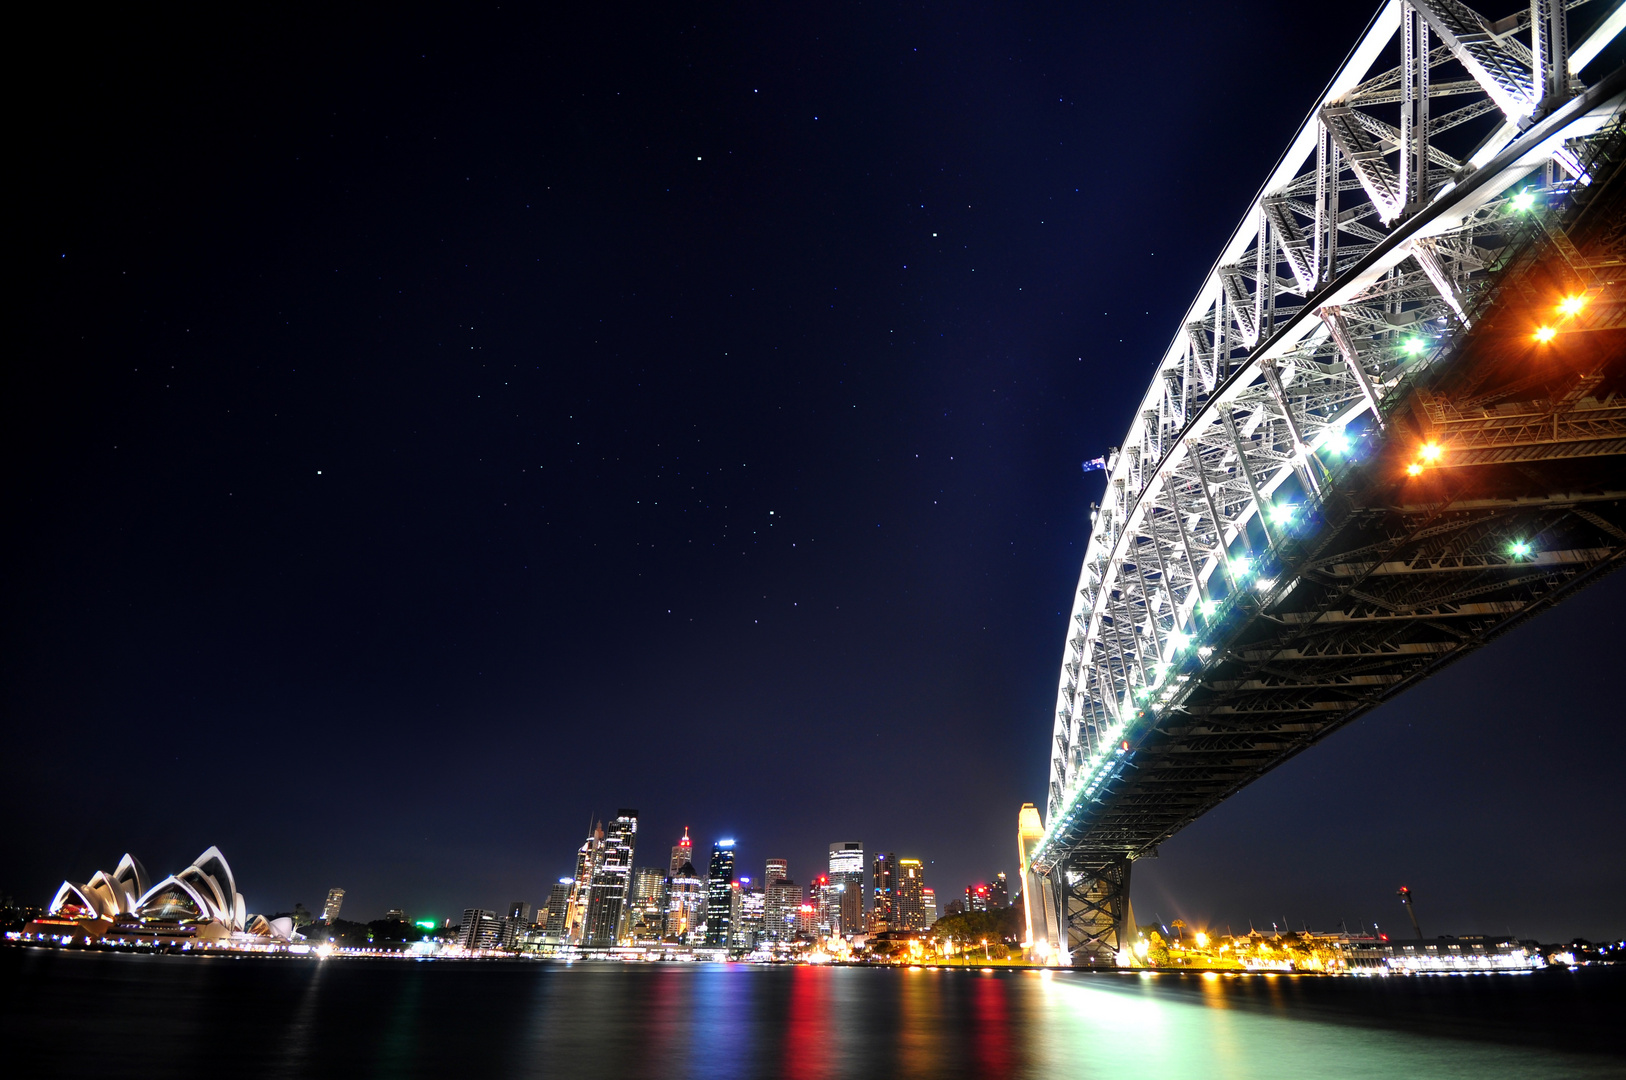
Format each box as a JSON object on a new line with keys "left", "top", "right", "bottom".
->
{"left": 797, "top": 895, "right": 818, "bottom": 937}
{"left": 922, "top": 886, "right": 938, "bottom": 927}
{"left": 870, "top": 852, "right": 896, "bottom": 932}
{"left": 567, "top": 822, "right": 604, "bottom": 944}
{"left": 321, "top": 887, "right": 345, "bottom": 923}
{"left": 667, "top": 860, "right": 706, "bottom": 942}
{"left": 628, "top": 866, "right": 668, "bottom": 943}
{"left": 828, "top": 842, "right": 863, "bottom": 935}
{"left": 965, "top": 883, "right": 990, "bottom": 912}
{"left": 732, "top": 881, "right": 755, "bottom": 949}
{"left": 585, "top": 808, "right": 638, "bottom": 947}
{"left": 544, "top": 879, "right": 572, "bottom": 942}
{"left": 460, "top": 908, "right": 500, "bottom": 949}
{"left": 764, "top": 876, "right": 800, "bottom": 941}
{"left": 385, "top": 908, "right": 407, "bottom": 923}
{"left": 896, "top": 859, "right": 925, "bottom": 930}
{"left": 989, "top": 872, "right": 1009, "bottom": 909}
{"left": 670, "top": 827, "right": 695, "bottom": 877}
{"left": 705, "top": 840, "right": 736, "bottom": 946}
{"left": 816, "top": 875, "right": 842, "bottom": 935}
{"left": 509, "top": 901, "right": 532, "bottom": 925}
{"left": 765, "top": 858, "right": 788, "bottom": 886}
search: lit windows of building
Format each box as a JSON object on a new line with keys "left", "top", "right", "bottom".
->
{"left": 705, "top": 840, "right": 737, "bottom": 947}
{"left": 566, "top": 823, "right": 604, "bottom": 945}
{"left": 765, "top": 858, "right": 789, "bottom": 886}
{"left": 732, "top": 881, "right": 756, "bottom": 950}
{"left": 628, "top": 867, "right": 669, "bottom": 943}
{"left": 828, "top": 842, "right": 864, "bottom": 936}
{"left": 670, "top": 827, "right": 695, "bottom": 877}
{"left": 667, "top": 860, "right": 706, "bottom": 942}
{"left": 989, "top": 873, "right": 1009, "bottom": 909}
{"left": 896, "top": 859, "right": 925, "bottom": 930}
{"left": 460, "top": 908, "right": 501, "bottom": 950}
{"left": 764, "top": 876, "right": 800, "bottom": 942}
{"left": 922, "top": 886, "right": 938, "bottom": 927}
{"left": 815, "top": 875, "right": 841, "bottom": 935}
{"left": 870, "top": 852, "right": 896, "bottom": 933}
{"left": 322, "top": 887, "right": 345, "bottom": 923}
{"left": 585, "top": 809, "right": 639, "bottom": 947}
{"left": 385, "top": 908, "right": 407, "bottom": 923}
{"left": 544, "top": 879, "right": 572, "bottom": 943}
{"left": 797, "top": 899, "right": 818, "bottom": 938}
{"left": 965, "top": 883, "right": 990, "bottom": 913}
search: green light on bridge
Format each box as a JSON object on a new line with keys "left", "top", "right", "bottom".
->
{"left": 1509, "top": 541, "right": 1533, "bottom": 560}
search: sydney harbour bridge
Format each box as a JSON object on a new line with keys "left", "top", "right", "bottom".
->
{"left": 1020, "top": 0, "right": 1626, "bottom": 965}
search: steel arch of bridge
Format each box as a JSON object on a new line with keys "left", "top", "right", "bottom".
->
{"left": 1024, "top": 0, "right": 1626, "bottom": 966}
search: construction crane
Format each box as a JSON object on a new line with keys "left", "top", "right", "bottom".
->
{"left": 1397, "top": 887, "right": 1424, "bottom": 940}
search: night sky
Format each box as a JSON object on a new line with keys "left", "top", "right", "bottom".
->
{"left": 9, "top": 3, "right": 1623, "bottom": 942}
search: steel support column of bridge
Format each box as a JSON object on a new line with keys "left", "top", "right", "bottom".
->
{"left": 1023, "top": 0, "right": 1626, "bottom": 968}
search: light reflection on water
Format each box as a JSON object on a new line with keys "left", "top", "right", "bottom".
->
{"left": 1, "top": 951, "right": 1619, "bottom": 1079}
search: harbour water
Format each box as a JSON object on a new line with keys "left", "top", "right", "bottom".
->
{"left": 1, "top": 950, "right": 1619, "bottom": 1078}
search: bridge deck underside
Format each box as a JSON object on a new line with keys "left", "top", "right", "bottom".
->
{"left": 1048, "top": 172, "right": 1626, "bottom": 866}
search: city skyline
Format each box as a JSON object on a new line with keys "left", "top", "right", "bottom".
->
{"left": 6, "top": 0, "right": 1624, "bottom": 947}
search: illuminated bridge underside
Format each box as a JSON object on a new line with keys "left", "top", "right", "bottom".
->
{"left": 1027, "top": 0, "right": 1626, "bottom": 966}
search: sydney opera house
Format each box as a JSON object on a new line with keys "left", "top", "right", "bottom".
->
{"left": 24, "top": 846, "right": 296, "bottom": 948}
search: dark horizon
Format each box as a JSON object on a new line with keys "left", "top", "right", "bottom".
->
{"left": 7, "top": 1, "right": 1624, "bottom": 944}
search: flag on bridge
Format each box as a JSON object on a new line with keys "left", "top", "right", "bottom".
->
{"left": 1081, "top": 456, "right": 1107, "bottom": 474}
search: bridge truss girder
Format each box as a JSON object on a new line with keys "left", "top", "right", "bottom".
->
{"left": 1029, "top": 0, "right": 1626, "bottom": 965}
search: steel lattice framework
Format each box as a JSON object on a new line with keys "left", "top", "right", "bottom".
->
{"left": 1024, "top": 0, "right": 1626, "bottom": 967}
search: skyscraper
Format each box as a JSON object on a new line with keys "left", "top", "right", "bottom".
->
{"left": 667, "top": 860, "right": 706, "bottom": 942}
{"left": 764, "top": 876, "right": 800, "bottom": 942}
{"left": 870, "top": 852, "right": 896, "bottom": 932}
{"left": 460, "top": 908, "right": 500, "bottom": 949}
{"left": 321, "top": 887, "right": 345, "bottom": 923}
{"left": 567, "top": 821, "right": 604, "bottom": 944}
{"left": 828, "top": 842, "right": 863, "bottom": 935}
{"left": 966, "top": 883, "right": 990, "bottom": 912}
{"left": 670, "top": 826, "right": 695, "bottom": 877}
{"left": 705, "top": 840, "right": 736, "bottom": 946}
{"left": 733, "top": 880, "right": 756, "bottom": 950}
{"left": 816, "top": 875, "right": 842, "bottom": 936}
{"left": 544, "top": 879, "right": 572, "bottom": 943}
{"left": 509, "top": 901, "right": 532, "bottom": 925}
{"left": 628, "top": 866, "right": 669, "bottom": 943}
{"left": 765, "top": 858, "right": 788, "bottom": 886}
{"left": 990, "top": 872, "right": 1009, "bottom": 909}
{"left": 585, "top": 808, "right": 638, "bottom": 947}
{"left": 922, "top": 886, "right": 938, "bottom": 927}
{"left": 896, "top": 859, "right": 925, "bottom": 930}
